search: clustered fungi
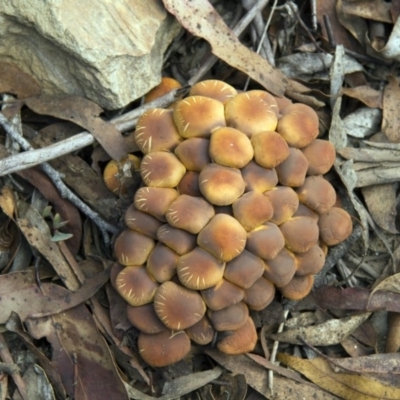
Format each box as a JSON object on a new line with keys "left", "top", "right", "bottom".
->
{"left": 109, "top": 79, "right": 353, "bottom": 367}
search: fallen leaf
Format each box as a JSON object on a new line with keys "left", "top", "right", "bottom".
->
{"left": 342, "top": 86, "right": 383, "bottom": 109}
{"left": 342, "top": 107, "right": 382, "bottom": 139}
{"left": 386, "top": 313, "right": 400, "bottom": 353}
{"left": 371, "top": 273, "right": 400, "bottom": 296}
{"left": 333, "top": 353, "right": 400, "bottom": 375}
{"left": 162, "top": 0, "right": 287, "bottom": 96}
{"left": 0, "top": 186, "right": 17, "bottom": 219}
{"left": 382, "top": 75, "right": 400, "bottom": 143}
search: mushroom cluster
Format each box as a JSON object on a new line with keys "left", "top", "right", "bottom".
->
{"left": 111, "top": 80, "right": 353, "bottom": 367}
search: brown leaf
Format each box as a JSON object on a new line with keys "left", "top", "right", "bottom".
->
{"left": 162, "top": 0, "right": 287, "bottom": 96}
{"left": 382, "top": 75, "right": 400, "bottom": 143}
{"left": 334, "top": 353, "right": 400, "bottom": 375}
{"left": 25, "top": 95, "right": 127, "bottom": 160}
{"left": 0, "top": 186, "right": 17, "bottom": 219}
{"left": 342, "top": 86, "right": 383, "bottom": 108}
{"left": 386, "top": 313, "right": 400, "bottom": 353}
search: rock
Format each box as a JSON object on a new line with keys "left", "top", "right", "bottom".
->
{"left": 0, "top": 0, "right": 180, "bottom": 109}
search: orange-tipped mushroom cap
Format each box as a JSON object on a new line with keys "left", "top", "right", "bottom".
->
{"left": 201, "top": 278, "right": 244, "bottom": 311}
{"left": 153, "top": 281, "right": 206, "bottom": 330}
{"left": 279, "top": 274, "right": 314, "bottom": 300}
{"left": 241, "top": 160, "right": 278, "bottom": 192}
{"left": 138, "top": 330, "right": 191, "bottom": 367}
{"left": 197, "top": 214, "right": 247, "bottom": 262}
{"left": 243, "top": 276, "right": 275, "bottom": 311}
{"left": 173, "top": 95, "right": 226, "bottom": 138}
{"left": 177, "top": 247, "right": 225, "bottom": 290}
{"left": 185, "top": 315, "right": 215, "bottom": 345}
{"left": 174, "top": 137, "right": 211, "bottom": 171}
{"left": 189, "top": 80, "right": 237, "bottom": 104}
{"left": 209, "top": 127, "right": 254, "bottom": 168}
{"left": 126, "top": 303, "right": 167, "bottom": 334}
{"left": 263, "top": 248, "right": 297, "bottom": 287}
{"left": 301, "top": 139, "right": 336, "bottom": 175}
{"left": 146, "top": 243, "right": 179, "bottom": 283}
{"left": 165, "top": 194, "right": 215, "bottom": 234}
{"left": 124, "top": 205, "right": 163, "bottom": 239}
{"left": 318, "top": 207, "right": 352, "bottom": 246}
{"left": 199, "top": 164, "right": 245, "bottom": 206}
{"left": 264, "top": 186, "right": 299, "bottom": 225}
{"left": 277, "top": 103, "right": 319, "bottom": 148}
{"left": 245, "top": 90, "right": 279, "bottom": 115}
{"left": 144, "top": 77, "right": 182, "bottom": 103}
{"left": 157, "top": 224, "right": 197, "bottom": 255}
{"left": 208, "top": 302, "right": 249, "bottom": 331}
{"left": 275, "top": 147, "right": 309, "bottom": 187}
{"left": 115, "top": 266, "right": 159, "bottom": 306}
{"left": 295, "top": 245, "right": 326, "bottom": 276}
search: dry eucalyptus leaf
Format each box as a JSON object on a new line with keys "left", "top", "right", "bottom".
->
{"left": 338, "top": 147, "right": 400, "bottom": 162}
{"left": 341, "top": 86, "right": 383, "bottom": 109}
{"left": 0, "top": 186, "right": 17, "bottom": 219}
{"left": 340, "top": 0, "right": 392, "bottom": 23}
{"left": 162, "top": 0, "right": 287, "bottom": 96}
{"left": 25, "top": 95, "right": 127, "bottom": 161}
{"left": 343, "top": 107, "right": 382, "bottom": 139}
{"left": 269, "top": 313, "right": 371, "bottom": 346}
{"left": 382, "top": 75, "right": 400, "bottom": 143}
{"left": 386, "top": 313, "right": 400, "bottom": 353}
{"left": 334, "top": 353, "right": 400, "bottom": 375}
{"left": 376, "top": 18, "right": 400, "bottom": 61}
{"left": 278, "top": 354, "right": 400, "bottom": 400}
{"left": 371, "top": 273, "right": 400, "bottom": 296}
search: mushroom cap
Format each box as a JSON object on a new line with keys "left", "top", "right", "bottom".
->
{"left": 277, "top": 103, "right": 319, "bottom": 148}
{"left": 135, "top": 108, "right": 182, "bottom": 154}
{"left": 301, "top": 139, "right": 336, "bottom": 175}
{"left": 201, "top": 278, "right": 244, "bottom": 311}
{"left": 264, "top": 186, "right": 299, "bottom": 225}
{"left": 251, "top": 131, "right": 290, "bottom": 169}
{"left": 209, "top": 127, "right": 254, "bottom": 168}
{"left": 144, "top": 77, "right": 182, "bottom": 103}
{"left": 295, "top": 245, "right": 326, "bottom": 276}
{"left": 243, "top": 276, "right": 275, "bottom": 311}
{"left": 273, "top": 95, "right": 293, "bottom": 111}
{"left": 293, "top": 203, "right": 319, "bottom": 221}
{"left": 189, "top": 80, "right": 237, "bottom": 104}
{"left": 246, "top": 222, "right": 285, "bottom": 260}
{"left": 157, "top": 224, "right": 197, "bottom": 255}
{"left": 140, "top": 151, "right": 186, "bottom": 188}
{"left": 225, "top": 92, "right": 278, "bottom": 137}
{"left": 208, "top": 302, "right": 249, "bottom": 331}
{"left": 165, "top": 194, "right": 215, "bottom": 234}
{"left": 174, "top": 137, "right": 211, "bottom": 171}
{"left": 185, "top": 315, "right": 215, "bottom": 345}
{"left": 241, "top": 160, "right": 278, "bottom": 192}
{"left": 275, "top": 147, "right": 309, "bottom": 187}
{"left": 114, "top": 229, "right": 155, "bottom": 266}
{"left": 177, "top": 246, "right": 225, "bottom": 290}
{"left": 197, "top": 214, "right": 247, "bottom": 262}
{"left": 138, "top": 330, "right": 191, "bottom": 367}
{"left": 177, "top": 171, "right": 202, "bottom": 197}
{"left": 153, "top": 281, "right": 206, "bottom": 330}
{"left": 173, "top": 95, "right": 226, "bottom": 138}
{"left": 115, "top": 266, "right": 159, "bottom": 306}
{"left": 296, "top": 175, "right": 337, "bottom": 215}
{"left": 124, "top": 205, "right": 163, "bottom": 239}
{"left": 146, "top": 243, "right": 179, "bottom": 283}
{"left": 216, "top": 316, "right": 257, "bottom": 355}
{"left": 279, "top": 216, "right": 319, "bottom": 253}
{"left": 245, "top": 90, "right": 279, "bottom": 115}
{"left": 134, "top": 187, "right": 179, "bottom": 221}
{"left": 199, "top": 164, "right": 245, "bottom": 206}
{"left": 232, "top": 191, "right": 274, "bottom": 231}
{"left": 224, "top": 249, "right": 265, "bottom": 289}
{"left": 318, "top": 207, "right": 352, "bottom": 246}
{"left": 126, "top": 303, "right": 167, "bottom": 334}
{"left": 263, "top": 248, "right": 297, "bottom": 287}
{"left": 110, "top": 263, "right": 124, "bottom": 290}
{"left": 279, "top": 274, "right": 314, "bottom": 300}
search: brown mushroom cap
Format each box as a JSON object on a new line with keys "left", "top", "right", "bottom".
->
{"left": 115, "top": 266, "right": 159, "bottom": 306}
{"left": 293, "top": 203, "right": 319, "bottom": 221}
{"left": 144, "top": 77, "right": 182, "bottom": 104}
{"left": 243, "top": 276, "right": 275, "bottom": 311}
{"left": 174, "top": 137, "right": 211, "bottom": 171}
{"left": 199, "top": 164, "right": 245, "bottom": 206}
{"left": 241, "top": 160, "right": 278, "bottom": 192}
{"left": 208, "top": 302, "right": 249, "bottom": 331}
{"left": 146, "top": 243, "right": 179, "bottom": 283}
{"left": 246, "top": 222, "right": 285, "bottom": 260}
{"left": 153, "top": 281, "right": 206, "bottom": 330}
{"left": 114, "top": 229, "right": 155, "bottom": 266}
{"left": 134, "top": 187, "right": 179, "bottom": 221}
{"left": 189, "top": 80, "right": 237, "bottom": 104}
{"left": 295, "top": 245, "right": 326, "bottom": 276}
{"left": 216, "top": 316, "right": 257, "bottom": 355}
{"left": 140, "top": 151, "right": 186, "bottom": 188}
{"left": 318, "top": 207, "right": 352, "bottom": 246}
{"left": 165, "top": 194, "right": 215, "bottom": 234}
{"left": 225, "top": 92, "right": 278, "bottom": 136}
{"left": 275, "top": 147, "right": 309, "bottom": 187}
{"left": 232, "top": 191, "right": 274, "bottom": 231}
{"left": 251, "top": 131, "right": 290, "bottom": 169}
{"left": 135, "top": 108, "right": 182, "bottom": 154}
{"left": 264, "top": 186, "right": 299, "bottom": 225}
{"left": 245, "top": 90, "right": 279, "bottom": 115}
{"left": 201, "top": 278, "right": 244, "bottom": 311}
{"left": 224, "top": 249, "right": 265, "bottom": 289}
{"left": 301, "top": 139, "right": 336, "bottom": 175}
{"left": 279, "top": 274, "right": 314, "bottom": 300}
{"left": 273, "top": 95, "right": 293, "bottom": 111}
{"left": 277, "top": 103, "right": 319, "bottom": 148}
{"left": 173, "top": 95, "right": 226, "bottom": 138}
{"left": 279, "top": 216, "right": 319, "bottom": 253}
{"left": 138, "top": 330, "right": 191, "bottom": 367}
{"left": 126, "top": 303, "right": 167, "bottom": 334}
{"left": 177, "top": 171, "right": 202, "bottom": 197}
{"left": 263, "top": 248, "right": 297, "bottom": 287}
{"left": 185, "top": 315, "right": 215, "bottom": 345}
{"left": 124, "top": 204, "right": 163, "bottom": 239}
{"left": 177, "top": 246, "right": 225, "bottom": 290}
{"left": 296, "top": 175, "right": 337, "bottom": 215}
{"left": 157, "top": 224, "right": 197, "bottom": 255}
{"left": 197, "top": 214, "right": 247, "bottom": 262}
{"left": 209, "top": 127, "right": 254, "bottom": 168}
